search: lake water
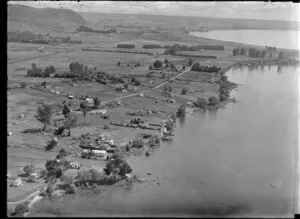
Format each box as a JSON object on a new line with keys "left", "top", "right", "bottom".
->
{"left": 190, "top": 30, "right": 300, "bottom": 50}
{"left": 30, "top": 64, "right": 299, "bottom": 217}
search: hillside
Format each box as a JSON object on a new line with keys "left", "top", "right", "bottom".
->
{"left": 8, "top": 4, "right": 86, "bottom": 33}
{"left": 80, "top": 12, "right": 300, "bottom": 31}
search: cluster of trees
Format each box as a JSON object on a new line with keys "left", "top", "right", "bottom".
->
{"left": 8, "top": 31, "right": 80, "bottom": 45}
{"left": 219, "top": 76, "right": 233, "bottom": 101}
{"left": 117, "top": 44, "right": 135, "bottom": 49}
{"left": 142, "top": 44, "right": 162, "bottom": 49}
{"left": 8, "top": 31, "right": 47, "bottom": 44}
{"left": 131, "top": 77, "right": 141, "bottom": 86}
{"left": 177, "top": 104, "right": 186, "bottom": 118}
{"left": 75, "top": 153, "right": 132, "bottom": 187}
{"left": 232, "top": 47, "right": 267, "bottom": 58}
{"left": 191, "top": 62, "right": 220, "bottom": 73}
{"left": 265, "top": 46, "right": 277, "bottom": 52}
{"left": 69, "top": 61, "right": 85, "bottom": 74}
{"left": 27, "top": 63, "right": 56, "bottom": 77}
{"left": 164, "top": 44, "right": 224, "bottom": 55}
{"left": 163, "top": 85, "right": 173, "bottom": 92}
{"left": 153, "top": 60, "right": 163, "bottom": 69}
{"left": 194, "top": 96, "right": 219, "bottom": 109}
{"left": 93, "top": 71, "right": 125, "bottom": 85}
{"left": 77, "top": 25, "right": 117, "bottom": 34}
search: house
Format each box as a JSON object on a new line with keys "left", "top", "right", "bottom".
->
{"left": 104, "top": 139, "right": 114, "bottom": 145}
{"left": 12, "top": 178, "right": 22, "bottom": 187}
{"left": 139, "top": 93, "right": 144, "bottom": 97}
{"left": 69, "top": 161, "right": 81, "bottom": 170}
{"left": 68, "top": 95, "right": 74, "bottom": 99}
{"left": 85, "top": 97, "right": 94, "bottom": 107}
{"left": 92, "top": 150, "right": 107, "bottom": 158}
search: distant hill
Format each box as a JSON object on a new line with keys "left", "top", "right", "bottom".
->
{"left": 8, "top": 4, "right": 86, "bottom": 33}
{"left": 80, "top": 12, "right": 300, "bottom": 31}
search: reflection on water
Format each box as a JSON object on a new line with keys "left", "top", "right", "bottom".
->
{"left": 277, "top": 65, "right": 282, "bottom": 73}
{"left": 30, "top": 65, "right": 299, "bottom": 217}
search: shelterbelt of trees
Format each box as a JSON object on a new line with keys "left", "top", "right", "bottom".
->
{"left": 8, "top": 31, "right": 82, "bottom": 44}
{"left": 232, "top": 46, "right": 284, "bottom": 59}
{"left": 164, "top": 44, "right": 224, "bottom": 55}
{"left": 77, "top": 25, "right": 117, "bottom": 34}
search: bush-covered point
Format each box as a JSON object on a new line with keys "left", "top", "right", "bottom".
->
{"left": 132, "top": 139, "right": 144, "bottom": 148}
{"left": 153, "top": 60, "right": 163, "bottom": 69}
{"left": 104, "top": 153, "right": 132, "bottom": 176}
{"left": 45, "top": 138, "right": 57, "bottom": 151}
{"left": 181, "top": 88, "right": 188, "bottom": 95}
{"left": 195, "top": 97, "right": 208, "bottom": 109}
{"left": 208, "top": 96, "right": 219, "bottom": 106}
{"left": 177, "top": 104, "right": 186, "bottom": 118}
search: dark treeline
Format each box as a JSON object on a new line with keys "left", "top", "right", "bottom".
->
{"left": 164, "top": 44, "right": 224, "bottom": 55}
{"left": 8, "top": 31, "right": 81, "bottom": 44}
{"left": 117, "top": 44, "right": 135, "bottom": 49}
{"left": 82, "top": 48, "right": 153, "bottom": 55}
{"left": 265, "top": 46, "right": 277, "bottom": 52}
{"left": 77, "top": 25, "right": 117, "bottom": 34}
{"left": 142, "top": 44, "right": 162, "bottom": 49}
{"left": 232, "top": 47, "right": 267, "bottom": 58}
{"left": 27, "top": 64, "right": 56, "bottom": 77}
{"left": 191, "top": 62, "right": 220, "bottom": 73}
{"left": 8, "top": 31, "right": 47, "bottom": 44}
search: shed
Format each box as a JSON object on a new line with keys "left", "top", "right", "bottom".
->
{"left": 69, "top": 161, "right": 81, "bottom": 170}
{"left": 92, "top": 150, "right": 107, "bottom": 158}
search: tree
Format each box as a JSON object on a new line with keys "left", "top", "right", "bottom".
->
{"left": 134, "top": 80, "right": 141, "bottom": 86}
{"left": 45, "top": 160, "right": 63, "bottom": 178}
{"left": 196, "top": 97, "right": 208, "bottom": 109}
{"left": 80, "top": 102, "right": 88, "bottom": 123}
{"left": 56, "top": 149, "right": 67, "bottom": 160}
{"left": 23, "top": 165, "right": 35, "bottom": 176}
{"left": 278, "top": 51, "right": 284, "bottom": 59}
{"left": 12, "top": 202, "right": 29, "bottom": 216}
{"left": 62, "top": 105, "right": 70, "bottom": 118}
{"left": 181, "top": 88, "right": 188, "bottom": 95}
{"left": 208, "top": 96, "right": 219, "bottom": 106}
{"left": 232, "top": 48, "right": 238, "bottom": 56}
{"left": 164, "top": 58, "right": 168, "bottom": 64}
{"left": 153, "top": 60, "right": 163, "bottom": 69}
{"left": 20, "top": 82, "right": 26, "bottom": 88}
{"left": 31, "top": 63, "right": 37, "bottom": 70}
{"left": 221, "top": 75, "right": 228, "bottom": 82}
{"left": 219, "top": 93, "right": 227, "bottom": 101}
{"left": 177, "top": 104, "right": 186, "bottom": 118}
{"left": 64, "top": 113, "right": 77, "bottom": 136}
{"left": 93, "top": 97, "right": 100, "bottom": 109}
{"left": 149, "top": 65, "right": 153, "bottom": 70}
{"left": 35, "top": 104, "right": 53, "bottom": 131}
{"left": 117, "top": 61, "right": 121, "bottom": 66}
{"left": 123, "top": 83, "right": 129, "bottom": 90}
{"left": 104, "top": 153, "right": 132, "bottom": 176}
{"left": 45, "top": 138, "right": 58, "bottom": 151}
{"left": 69, "top": 62, "right": 84, "bottom": 74}
{"left": 188, "top": 58, "right": 193, "bottom": 66}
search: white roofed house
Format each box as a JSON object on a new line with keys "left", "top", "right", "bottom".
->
{"left": 85, "top": 97, "right": 94, "bottom": 107}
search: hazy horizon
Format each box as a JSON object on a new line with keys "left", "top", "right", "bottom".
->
{"left": 8, "top": 1, "right": 300, "bottom": 22}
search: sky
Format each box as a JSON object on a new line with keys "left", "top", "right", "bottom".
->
{"left": 8, "top": 1, "right": 300, "bottom": 22}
